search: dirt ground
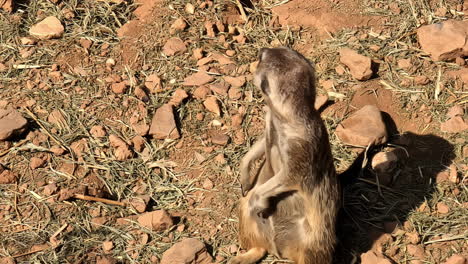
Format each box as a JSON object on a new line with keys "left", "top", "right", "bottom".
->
{"left": 0, "top": 0, "right": 467, "bottom": 263}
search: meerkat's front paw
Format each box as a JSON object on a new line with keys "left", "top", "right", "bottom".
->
{"left": 248, "top": 193, "right": 269, "bottom": 218}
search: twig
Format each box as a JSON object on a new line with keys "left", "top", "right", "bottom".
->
{"left": 12, "top": 244, "right": 50, "bottom": 258}
{"left": 50, "top": 223, "right": 68, "bottom": 241}
{"left": 74, "top": 194, "right": 126, "bottom": 206}
{"left": 0, "top": 139, "right": 28, "bottom": 157}
{"left": 235, "top": 0, "right": 248, "bottom": 22}
{"left": 424, "top": 234, "right": 467, "bottom": 245}
{"left": 435, "top": 65, "right": 442, "bottom": 100}
{"left": 13, "top": 64, "right": 45, "bottom": 69}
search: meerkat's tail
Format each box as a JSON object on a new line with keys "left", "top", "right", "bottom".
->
{"left": 229, "top": 247, "right": 266, "bottom": 264}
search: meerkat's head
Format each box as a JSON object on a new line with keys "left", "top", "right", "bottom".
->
{"left": 254, "top": 47, "right": 317, "bottom": 120}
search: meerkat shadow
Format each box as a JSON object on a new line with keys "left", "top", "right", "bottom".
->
{"left": 333, "top": 113, "right": 455, "bottom": 263}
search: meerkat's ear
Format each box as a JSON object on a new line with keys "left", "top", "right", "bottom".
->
{"left": 258, "top": 48, "right": 268, "bottom": 62}
{"left": 260, "top": 75, "right": 270, "bottom": 94}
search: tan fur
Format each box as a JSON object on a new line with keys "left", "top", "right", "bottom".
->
{"left": 230, "top": 47, "right": 340, "bottom": 264}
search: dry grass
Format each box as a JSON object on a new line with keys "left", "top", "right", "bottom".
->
{"left": 0, "top": 0, "right": 467, "bottom": 263}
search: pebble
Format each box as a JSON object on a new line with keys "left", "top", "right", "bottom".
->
{"left": 0, "top": 108, "right": 28, "bottom": 141}
{"left": 183, "top": 71, "right": 214, "bottom": 86}
{"left": 162, "top": 37, "right": 187, "bottom": 56}
{"left": 29, "top": 16, "right": 64, "bottom": 40}
{"left": 160, "top": 238, "right": 213, "bottom": 264}
{"left": 137, "top": 210, "right": 173, "bottom": 231}
{"left": 339, "top": 48, "right": 373, "bottom": 81}
{"left": 203, "top": 97, "right": 221, "bottom": 116}
{"left": 149, "top": 104, "right": 180, "bottom": 139}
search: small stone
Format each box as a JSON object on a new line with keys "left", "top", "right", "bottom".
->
{"left": 414, "top": 75, "right": 430, "bottom": 85}
{"left": 43, "top": 183, "right": 57, "bottom": 196}
{"left": 170, "top": 18, "right": 187, "bottom": 33}
{"left": 205, "top": 21, "right": 215, "bottom": 37}
{"left": 128, "top": 195, "right": 149, "bottom": 213}
{"left": 447, "top": 105, "right": 464, "bottom": 118}
{"left": 111, "top": 82, "right": 127, "bottom": 94}
{"left": 30, "top": 157, "right": 46, "bottom": 169}
{"left": 202, "top": 178, "right": 214, "bottom": 190}
{"left": 132, "top": 135, "right": 146, "bottom": 152}
{"left": 137, "top": 210, "right": 173, "bottom": 231}
{"left": 0, "top": 0, "right": 13, "bottom": 12}
{"left": 224, "top": 76, "right": 245, "bottom": 87}
{"left": 436, "top": 202, "right": 450, "bottom": 214}
{"left": 455, "top": 57, "right": 466, "bottom": 66}
{"left": 160, "top": 238, "right": 213, "bottom": 264}
{"left": 228, "top": 87, "right": 242, "bottom": 100}
{"left": 226, "top": 50, "right": 236, "bottom": 56}
{"left": 441, "top": 116, "right": 468, "bottom": 133}
{"left": 211, "top": 133, "right": 229, "bottom": 145}
{"left": 449, "top": 164, "right": 459, "bottom": 183}
{"left": 436, "top": 171, "right": 449, "bottom": 183}
{"left": 149, "top": 104, "right": 180, "bottom": 139}
{"left": 193, "top": 86, "right": 212, "bottom": 99}
{"left": 0, "top": 168, "right": 17, "bottom": 184}
{"left": 169, "top": 89, "right": 189, "bottom": 106}
{"left": 29, "top": 16, "right": 64, "bottom": 40}
{"left": 79, "top": 38, "right": 92, "bottom": 49}
{"left": 339, "top": 48, "right": 373, "bottom": 81}
{"left": 90, "top": 125, "right": 106, "bottom": 138}
{"left": 314, "top": 94, "right": 329, "bottom": 110}
{"left": 162, "top": 37, "right": 187, "bottom": 56}
{"left": 360, "top": 251, "right": 392, "bottom": 264}
{"left": 20, "top": 37, "right": 36, "bottom": 45}
{"left": 145, "top": 74, "right": 162, "bottom": 93}
{"left": 203, "top": 97, "right": 221, "bottom": 116}
{"left": 96, "top": 256, "right": 117, "bottom": 264}
{"left": 231, "top": 114, "right": 243, "bottom": 128}
{"left": 417, "top": 20, "right": 468, "bottom": 61}
{"left": 50, "top": 145, "right": 65, "bottom": 155}
{"left": 442, "top": 255, "right": 466, "bottom": 264}
{"left": 183, "top": 71, "right": 214, "bottom": 86}
{"left": 185, "top": 3, "right": 195, "bottom": 14}
{"left": 371, "top": 151, "right": 398, "bottom": 175}
{"left": 0, "top": 108, "right": 28, "bottom": 141}
{"left": 406, "top": 231, "right": 420, "bottom": 244}
{"left": 397, "top": 58, "right": 412, "bottom": 69}
{"left": 102, "top": 241, "right": 114, "bottom": 252}
{"left": 209, "top": 82, "right": 230, "bottom": 96}
{"left": 193, "top": 48, "right": 204, "bottom": 59}
{"left": 335, "top": 105, "right": 388, "bottom": 146}
{"left": 406, "top": 245, "right": 425, "bottom": 260}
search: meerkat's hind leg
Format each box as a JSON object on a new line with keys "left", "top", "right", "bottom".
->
{"left": 229, "top": 248, "right": 267, "bottom": 264}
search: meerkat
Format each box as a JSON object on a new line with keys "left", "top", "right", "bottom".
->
{"left": 230, "top": 47, "right": 340, "bottom": 264}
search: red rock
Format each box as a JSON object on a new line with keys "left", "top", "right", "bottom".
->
{"left": 50, "top": 145, "right": 65, "bottom": 155}
{"left": 162, "top": 37, "right": 187, "bottom": 56}
{"left": 137, "top": 210, "right": 173, "bottom": 231}
{"left": 170, "top": 18, "right": 187, "bottom": 33}
{"left": 202, "top": 178, "right": 214, "bottom": 189}
{"left": 79, "top": 38, "right": 92, "bottom": 49}
{"left": 406, "top": 231, "right": 420, "bottom": 244}
{"left": 0, "top": 257, "right": 15, "bottom": 264}
{"left": 21, "top": 37, "right": 36, "bottom": 45}
{"left": 149, "top": 104, "right": 180, "bottom": 139}
{"left": 417, "top": 20, "right": 468, "bottom": 61}
{"left": 160, "top": 238, "right": 213, "bottom": 264}
{"left": 169, "top": 89, "right": 189, "bottom": 106}
{"left": 30, "top": 157, "right": 46, "bottom": 169}
{"left": 90, "top": 125, "right": 106, "bottom": 138}
{"left": 360, "top": 251, "right": 392, "bottom": 264}
{"left": 339, "top": 48, "right": 373, "bottom": 81}
{"left": 43, "top": 183, "right": 58, "bottom": 196}
{"left": 209, "top": 82, "right": 230, "bottom": 96}
{"left": 109, "top": 135, "right": 132, "bottom": 161}
{"left": 193, "top": 48, "right": 204, "bottom": 59}
{"left": 335, "top": 105, "right": 388, "bottom": 146}
{"left": 204, "top": 21, "right": 215, "bottom": 37}
{"left": 441, "top": 116, "right": 468, "bottom": 133}
{"left": 132, "top": 135, "right": 146, "bottom": 152}
{"left": 29, "top": 16, "right": 64, "bottom": 40}
{"left": 111, "top": 81, "right": 127, "bottom": 94}
{"left": 128, "top": 195, "right": 149, "bottom": 213}
{"left": 397, "top": 58, "right": 412, "bottom": 69}
{"left": 0, "top": 168, "right": 17, "bottom": 184}
{"left": 437, "top": 202, "right": 450, "bottom": 214}
{"left": 449, "top": 164, "right": 459, "bottom": 183}
{"left": 132, "top": 122, "right": 149, "bottom": 136}
{"left": 193, "top": 86, "right": 212, "bottom": 99}
{"left": 0, "top": 108, "right": 28, "bottom": 141}
{"left": 447, "top": 105, "right": 464, "bottom": 118}
{"left": 442, "top": 255, "right": 466, "bottom": 264}
{"left": 231, "top": 114, "right": 243, "bottom": 128}
{"left": 447, "top": 68, "right": 468, "bottom": 84}
{"left": 102, "top": 241, "right": 114, "bottom": 253}
{"left": 145, "top": 74, "right": 162, "bottom": 93}
{"left": 224, "top": 76, "right": 246, "bottom": 87}
{"left": 203, "top": 97, "right": 221, "bottom": 116}
{"left": 212, "top": 53, "right": 235, "bottom": 65}
{"left": 228, "top": 87, "right": 242, "bottom": 100}
{"left": 134, "top": 86, "right": 149, "bottom": 101}
{"left": 1, "top": 0, "right": 13, "bottom": 12}
{"left": 371, "top": 151, "right": 398, "bottom": 175}
{"left": 314, "top": 94, "right": 329, "bottom": 110}
{"left": 406, "top": 245, "right": 425, "bottom": 260}
{"left": 47, "top": 109, "right": 66, "bottom": 127}
{"left": 183, "top": 71, "right": 214, "bottom": 86}
{"left": 197, "top": 57, "right": 214, "bottom": 66}
{"left": 211, "top": 133, "right": 229, "bottom": 145}
{"left": 96, "top": 256, "right": 117, "bottom": 264}
{"left": 414, "top": 75, "right": 430, "bottom": 85}
{"left": 436, "top": 171, "right": 449, "bottom": 183}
